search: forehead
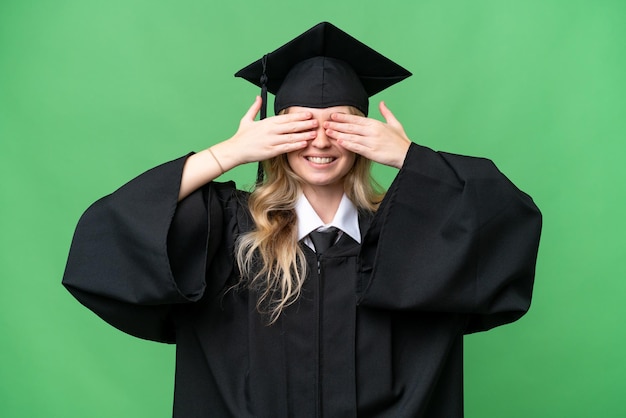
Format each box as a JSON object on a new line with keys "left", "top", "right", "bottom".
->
{"left": 288, "top": 105, "right": 353, "bottom": 118}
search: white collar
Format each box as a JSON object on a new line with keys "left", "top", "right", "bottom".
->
{"left": 296, "top": 193, "right": 361, "bottom": 244}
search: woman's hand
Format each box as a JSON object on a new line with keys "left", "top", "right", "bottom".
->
{"left": 217, "top": 96, "right": 318, "bottom": 168}
{"left": 324, "top": 101, "right": 411, "bottom": 169}
{"left": 179, "top": 97, "right": 318, "bottom": 200}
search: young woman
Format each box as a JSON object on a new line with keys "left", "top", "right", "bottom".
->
{"left": 63, "top": 22, "right": 542, "bottom": 417}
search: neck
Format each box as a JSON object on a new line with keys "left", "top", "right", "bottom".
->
{"left": 302, "top": 184, "right": 344, "bottom": 224}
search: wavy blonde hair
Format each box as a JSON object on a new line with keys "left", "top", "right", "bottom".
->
{"left": 235, "top": 107, "right": 384, "bottom": 323}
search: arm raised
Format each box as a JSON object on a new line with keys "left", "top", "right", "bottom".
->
{"left": 324, "top": 101, "right": 411, "bottom": 169}
{"left": 179, "top": 96, "right": 319, "bottom": 200}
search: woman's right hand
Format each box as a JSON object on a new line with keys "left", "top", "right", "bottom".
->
{"left": 218, "top": 96, "right": 318, "bottom": 167}
{"left": 178, "top": 97, "right": 318, "bottom": 200}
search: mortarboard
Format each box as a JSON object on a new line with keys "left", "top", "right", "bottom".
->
{"left": 234, "top": 22, "right": 412, "bottom": 183}
{"left": 235, "top": 21, "right": 412, "bottom": 118}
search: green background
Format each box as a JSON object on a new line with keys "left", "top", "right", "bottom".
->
{"left": 2, "top": 0, "right": 624, "bottom": 416}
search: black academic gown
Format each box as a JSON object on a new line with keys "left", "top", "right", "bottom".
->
{"left": 63, "top": 143, "right": 542, "bottom": 417}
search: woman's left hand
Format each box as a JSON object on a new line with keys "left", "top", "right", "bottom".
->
{"left": 324, "top": 101, "right": 412, "bottom": 169}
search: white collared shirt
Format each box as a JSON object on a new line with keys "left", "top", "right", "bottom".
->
{"left": 295, "top": 193, "right": 361, "bottom": 250}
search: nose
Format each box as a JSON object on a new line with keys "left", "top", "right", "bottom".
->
{"left": 311, "top": 125, "right": 331, "bottom": 148}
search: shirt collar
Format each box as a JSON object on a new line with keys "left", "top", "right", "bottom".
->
{"left": 296, "top": 193, "right": 361, "bottom": 244}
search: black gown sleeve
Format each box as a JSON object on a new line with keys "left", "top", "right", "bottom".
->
{"left": 62, "top": 155, "right": 235, "bottom": 343}
{"left": 357, "top": 143, "right": 542, "bottom": 333}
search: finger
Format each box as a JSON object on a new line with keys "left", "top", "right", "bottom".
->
{"left": 261, "top": 121, "right": 316, "bottom": 138}
{"left": 275, "top": 110, "right": 314, "bottom": 124}
{"left": 242, "top": 96, "right": 262, "bottom": 122}
{"left": 379, "top": 101, "right": 401, "bottom": 128}
{"left": 326, "top": 128, "right": 369, "bottom": 147}
{"left": 279, "top": 130, "right": 318, "bottom": 143}
{"left": 329, "top": 112, "right": 365, "bottom": 124}
{"left": 335, "top": 136, "right": 371, "bottom": 157}
{"left": 279, "top": 118, "right": 318, "bottom": 134}
{"left": 324, "top": 121, "right": 366, "bottom": 136}
{"left": 267, "top": 134, "right": 314, "bottom": 157}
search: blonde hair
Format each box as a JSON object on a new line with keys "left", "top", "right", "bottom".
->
{"left": 235, "top": 107, "right": 384, "bottom": 323}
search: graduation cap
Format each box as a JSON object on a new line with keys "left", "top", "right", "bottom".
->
{"left": 236, "top": 21, "right": 411, "bottom": 117}
{"left": 234, "top": 21, "right": 412, "bottom": 183}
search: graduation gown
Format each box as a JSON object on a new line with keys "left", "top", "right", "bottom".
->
{"left": 62, "top": 143, "right": 542, "bottom": 417}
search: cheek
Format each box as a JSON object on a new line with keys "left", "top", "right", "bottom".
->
{"left": 343, "top": 153, "right": 357, "bottom": 170}
{"left": 286, "top": 152, "right": 298, "bottom": 168}
{"left": 286, "top": 152, "right": 304, "bottom": 176}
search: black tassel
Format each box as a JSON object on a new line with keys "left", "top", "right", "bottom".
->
{"left": 256, "top": 54, "right": 269, "bottom": 186}
{"left": 260, "top": 54, "right": 268, "bottom": 120}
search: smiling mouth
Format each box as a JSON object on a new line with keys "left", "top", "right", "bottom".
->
{"left": 306, "top": 156, "right": 336, "bottom": 164}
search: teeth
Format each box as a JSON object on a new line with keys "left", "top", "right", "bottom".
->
{"left": 307, "top": 157, "right": 334, "bottom": 164}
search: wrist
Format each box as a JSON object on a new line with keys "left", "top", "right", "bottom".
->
{"left": 208, "top": 141, "right": 242, "bottom": 172}
{"left": 393, "top": 140, "right": 412, "bottom": 169}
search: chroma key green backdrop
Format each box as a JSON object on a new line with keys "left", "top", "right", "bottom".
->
{"left": 1, "top": 0, "right": 625, "bottom": 416}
